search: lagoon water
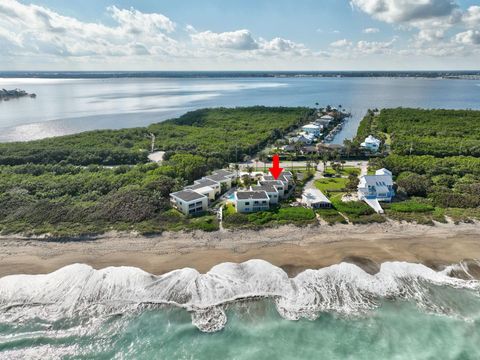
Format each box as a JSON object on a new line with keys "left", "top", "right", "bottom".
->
{"left": 0, "top": 76, "right": 479, "bottom": 143}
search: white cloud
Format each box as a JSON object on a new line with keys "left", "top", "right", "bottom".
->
{"left": 363, "top": 27, "right": 380, "bottom": 33}
{"left": 190, "top": 29, "right": 258, "bottom": 50}
{"left": 356, "top": 38, "right": 396, "bottom": 54}
{"left": 107, "top": 6, "right": 176, "bottom": 34}
{"left": 330, "top": 39, "right": 352, "bottom": 47}
{"left": 455, "top": 30, "right": 480, "bottom": 45}
{"left": 350, "top": 0, "right": 458, "bottom": 23}
{"left": 0, "top": 0, "right": 179, "bottom": 58}
{"left": 463, "top": 6, "right": 480, "bottom": 27}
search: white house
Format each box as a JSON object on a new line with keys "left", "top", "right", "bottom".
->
{"left": 302, "top": 123, "right": 322, "bottom": 137}
{"left": 302, "top": 189, "right": 332, "bottom": 209}
{"left": 170, "top": 190, "right": 208, "bottom": 216}
{"left": 185, "top": 178, "right": 220, "bottom": 201}
{"left": 233, "top": 191, "right": 270, "bottom": 213}
{"left": 358, "top": 168, "right": 395, "bottom": 213}
{"left": 251, "top": 183, "right": 280, "bottom": 204}
{"left": 360, "top": 135, "right": 381, "bottom": 152}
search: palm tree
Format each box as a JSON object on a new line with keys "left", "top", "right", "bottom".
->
{"left": 322, "top": 153, "right": 329, "bottom": 173}
{"left": 259, "top": 153, "right": 268, "bottom": 173}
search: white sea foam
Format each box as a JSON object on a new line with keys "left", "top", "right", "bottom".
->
{"left": 0, "top": 260, "right": 478, "bottom": 332}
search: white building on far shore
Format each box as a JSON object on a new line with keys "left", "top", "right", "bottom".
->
{"left": 360, "top": 135, "right": 381, "bottom": 152}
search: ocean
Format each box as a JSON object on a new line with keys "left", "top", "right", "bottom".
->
{"left": 0, "top": 260, "right": 479, "bottom": 359}
{"left": 0, "top": 74, "right": 479, "bottom": 143}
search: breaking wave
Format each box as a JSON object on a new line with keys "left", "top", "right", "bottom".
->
{"left": 0, "top": 260, "right": 479, "bottom": 332}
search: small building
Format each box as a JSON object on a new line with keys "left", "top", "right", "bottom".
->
{"left": 358, "top": 168, "right": 395, "bottom": 213}
{"left": 170, "top": 190, "right": 208, "bottom": 216}
{"left": 302, "top": 124, "right": 322, "bottom": 137}
{"left": 302, "top": 189, "right": 332, "bottom": 209}
{"left": 251, "top": 183, "right": 280, "bottom": 204}
{"left": 360, "top": 135, "right": 381, "bottom": 152}
{"left": 233, "top": 191, "right": 270, "bottom": 213}
{"left": 315, "top": 115, "right": 334, "bottom": 128}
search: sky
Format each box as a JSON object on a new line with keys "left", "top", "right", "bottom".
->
{"left": 0, "top": 0, "right": 479, "bottom": 71}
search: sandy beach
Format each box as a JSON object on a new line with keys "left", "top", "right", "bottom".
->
{"left": 1, "top": 221, "right": 480, "bottom": 278}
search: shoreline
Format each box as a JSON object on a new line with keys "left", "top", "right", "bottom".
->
{"left": 1, "top": 221, "right": 480, "bottom": 278}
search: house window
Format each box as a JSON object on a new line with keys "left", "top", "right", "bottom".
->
{"left": 254, "top": 201, "right": 259, "bottom": 205}
{"left": 262, "top": 201, "right": 267, "bottom": 204}
{"left": 245, "top": 208, "right": 250, "bottom": 211}
{"left": 196, "top": 201, "right": 203, "bottom": 206}
{"left": 245, "top": 202, "right": 250, "bottom": 205}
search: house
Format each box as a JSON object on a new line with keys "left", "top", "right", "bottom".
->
{"left": 251, "top": 183, "right": 280, "bottom": 204}
{"left": 358, "top": 168, "right": 395, "bottom": 213}
{"left": 360, "top": 135, "right": 381, "bottom": 152}
{"left": 315, "top": 115, "right": 334, "bottom": 128}
{"left": 302, "top": 189, "right": 332, "bottom": 209}
{"left": 302, "top": 123, "right": 322, "bottom": 137}
{"left": 259, "top": 179, "right": 287, "bottom": 198}
{"left": 170, "top": 190, "right": 208, "bottom": 216}
{"left": 185, "top": 178, "right": 220, "bottom": 200}
{"left": 290, "top": 135, "right": 313, "bottom": 145}
{"left": 233, "top": 191, "right": 270, "bottom": 213}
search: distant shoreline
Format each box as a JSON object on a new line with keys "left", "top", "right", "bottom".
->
{"left": 1, "top": 70, "right": 480, "bottom": 80}
{"left": 1, "top": 221, "right": 479, "bottom": 279}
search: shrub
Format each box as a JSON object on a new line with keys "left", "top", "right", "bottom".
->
{"left": 390, "top": 200, "right": 434, "bottom": 213}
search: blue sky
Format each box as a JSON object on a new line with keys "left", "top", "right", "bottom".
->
{"left": 0, "top": 0, "right": 479, "bottom": 70}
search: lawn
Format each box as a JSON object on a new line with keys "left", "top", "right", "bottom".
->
{"left": 323, "top": 166, "right": 360, "bottom": 177}
{"left": 315, "top": 177, "right": 348, "bottom": 192}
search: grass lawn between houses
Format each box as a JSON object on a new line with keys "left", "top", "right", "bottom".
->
{"left": 314, "top": 178, "right": 348, "bottom": 192}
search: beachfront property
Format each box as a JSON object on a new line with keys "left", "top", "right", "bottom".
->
{"left": 302, "top": 189, "right": 332, "bottom": 209}
{"left": 251, "top": 183, "right": 280, "bottom": 204}
{"left": 231, "top": 171, "right": 296, "bottom": 212}
{"left": 233, "top": 191, "right": 270, "bottom": 213}
{"left": 185, "top": 178, "right": 221, "bottom": 200}
{"left": 302, "top": 123, "right": 322, "bottom": 137}
{"left": 169, "top": 169, "right": 235, "bottom": 215}
{"left": 170, "top": 190, "right": 208, "bottom": 216}
{"left": 360, "top": 135, "right": 381, "bottom": 152}
{"left": 358, "top": 168, "right": 395, "bottom": 213}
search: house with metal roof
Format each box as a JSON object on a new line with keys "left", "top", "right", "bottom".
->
{"left": 360, "top": 135, "right": 381, "bottom": 152}
{"left": 302, "top": 189, "right": 332, "bottom": 209}
{"left": 358, "top": 168, "right": 395, "bottom": 213}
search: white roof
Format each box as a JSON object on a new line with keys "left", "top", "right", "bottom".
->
{"left": 302, "top": 189, "right": 331, "bottom": 204}
{"left": 358, "top": 174, "right": 393, "bottom": 188}
{"left": 302, "top": 124, "right": 321, "bottom": 130}
{"left": 363, "top": 135, "right": 381, "bottom": 145}
{"left": 320, "top": 115, "right": 334, "bottom": 120}
{"left": 375, "top": 168, "right": 392, "bottom": 176}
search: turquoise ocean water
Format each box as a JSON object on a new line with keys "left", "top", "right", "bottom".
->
{"left": 0, "top": 261, "right": 479, "bottom": 359}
